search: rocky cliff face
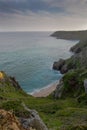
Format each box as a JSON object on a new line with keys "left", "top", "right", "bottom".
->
{"left": 53, "top": 40, "right": 87, "bottom": 74}
{"left": 52, "top": 32, "right": 87, "bottom": 99}
{"left": 53, "top": 79, "right": 64, "bottom": 99}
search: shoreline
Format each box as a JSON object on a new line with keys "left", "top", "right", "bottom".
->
{"left": 31, "top": 81, "right": 59, "bottom": 97}
{"left": 31, "top": 40, "right": 77, "bottom": 98}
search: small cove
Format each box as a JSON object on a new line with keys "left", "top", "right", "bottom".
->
{"left": 0, "top": 31, "right": 77, "bottom": 93}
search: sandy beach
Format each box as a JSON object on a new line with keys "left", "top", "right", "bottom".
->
{"left": 32, "top": 81, "right": 58, "bottom": 97}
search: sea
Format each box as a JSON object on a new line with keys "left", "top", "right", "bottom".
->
{"left": 0, "top": 31, "right": 77, "bottom": 94}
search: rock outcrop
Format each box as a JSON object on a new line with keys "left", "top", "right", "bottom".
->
{"left": 53, "top": 79, "right": 64, "bottom": 99}
{"left": 0, "top": 105, "right": 48, "bottom": 130}
{"left": 53, "top": 59, "right": 68, "bottom": 74}
{"left": 0, "top": 109, "right": 27, "bottom": 130}
{"left": 84, "top": 79, "right": 87, "bottom": 93}
{"left": 53, "top": 40, "right": 87, "bottom": 74}
{"left": 53, "top": 59, "right": 65, "bottom": 70}
{"left": 21, "top": 103, "right": 48, "bottom": 130}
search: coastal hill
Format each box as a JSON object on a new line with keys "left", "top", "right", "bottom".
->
{"left": 0, "top": 71, "right": 48, "bottom": 130}
{"left": 52, "top": 30, "right": 87, "bottom": 100}
{"left": 51, "top": 30, "right": 87, "bottom": 40}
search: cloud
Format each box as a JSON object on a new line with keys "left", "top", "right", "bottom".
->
{"left": 0, "top": 0, "right": 49, "bottom": 14}
{"left": 0, "top": 0, "right": 87, "bottom": 15}
{"left": 0, "top": 0, "right": 68, "bottom": 14}
{"left": 0, "top": 0, "right": 87, "bottom": 31}
{"left": 0, "top": 10, "right": 87, "bottom": 32}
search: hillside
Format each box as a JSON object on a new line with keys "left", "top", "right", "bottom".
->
{"left": 1, "top": 70, "right": 87, "bottom": 130}
{"left": 51, "top": 30, "right": 87, "bottom": 40}
{"left": 0, "top": 71, "right": 48, "bottom": 130}
{"left": 52, "top": 30, "right": 87, "bottom": 102}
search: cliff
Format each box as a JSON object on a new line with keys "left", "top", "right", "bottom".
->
{"left": 53, "top": 40, "right": 87, "bottom": 74}
{"left": 52, "top": 31, "right": 87, "bottom": 101}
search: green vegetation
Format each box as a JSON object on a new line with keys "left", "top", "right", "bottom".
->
{"left": 62, "top": 69, "right": 86, "bottom": 98}
{"left": 0, "top": 71, "right": 87, "bottom": 130}
{"left": 66, "top": 57, "right": 81, "bottom": 69}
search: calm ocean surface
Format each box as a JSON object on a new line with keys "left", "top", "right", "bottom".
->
{"left": 0, "top": 32, "right": 77, "bottom": 93}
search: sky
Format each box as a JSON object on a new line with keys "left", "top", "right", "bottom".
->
{"left": 0, "top": 0, "right": 87, "bottom": 31}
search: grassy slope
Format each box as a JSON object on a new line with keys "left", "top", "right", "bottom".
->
{"left": 0, "top": 72, "right": 87, "bottom": 130}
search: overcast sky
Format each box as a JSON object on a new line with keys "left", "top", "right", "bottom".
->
{"left": 0, "top": 0, "right": 87, "bottom": 31}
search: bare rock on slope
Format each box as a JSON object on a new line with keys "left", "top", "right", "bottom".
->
{"left": 0, "top": 109, "right": 27, "bottom": 130}
{"left": 53, "top": 59, "right": 68, "bottom": 74}
{"left": 53, "top": 79, "right": 64, "bottom": 99}
{"left": 21, "top": 103, "right": 48, "bottom": 130}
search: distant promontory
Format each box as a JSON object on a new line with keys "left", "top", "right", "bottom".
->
{"left": 51, "top": 30, "right": 87, "bottom": 40}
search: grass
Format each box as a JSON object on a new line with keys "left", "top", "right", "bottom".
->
{"left": 1, "top": 92, "right": 87, "bottom": 130}
{"left": 0, "top": 71, "right": 87, "bottom": 130}
{"left": 61, "top": 69, "right": 87, "bottom": 98}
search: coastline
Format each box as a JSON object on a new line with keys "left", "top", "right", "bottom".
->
{"left": 31, "top": 39, "right": 78, "bottom": 98}
{"left": 32, "top": 81, "right": 59, "bottom": 97}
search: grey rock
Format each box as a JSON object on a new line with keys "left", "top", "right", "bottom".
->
{"left": 60, "top": 64, "right": 68, "bottom": 74}
{"left": 53, "top": 59, "right": 65, "bottom": 70}
{"left": 84, "top": 79, "right": 87, "bottom": 93}
{"left": 53, "top": 79, "right": 64, "bottom": 99}
{"left": 21, "top": 103, "right": 48, "bottom": 130}
{"left": 70, "top": 46, "right": 81, "bottom": 53}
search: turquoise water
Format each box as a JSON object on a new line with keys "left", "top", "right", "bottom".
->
{"left": 0, "top": 32, "right": 77, "bottom": 93}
